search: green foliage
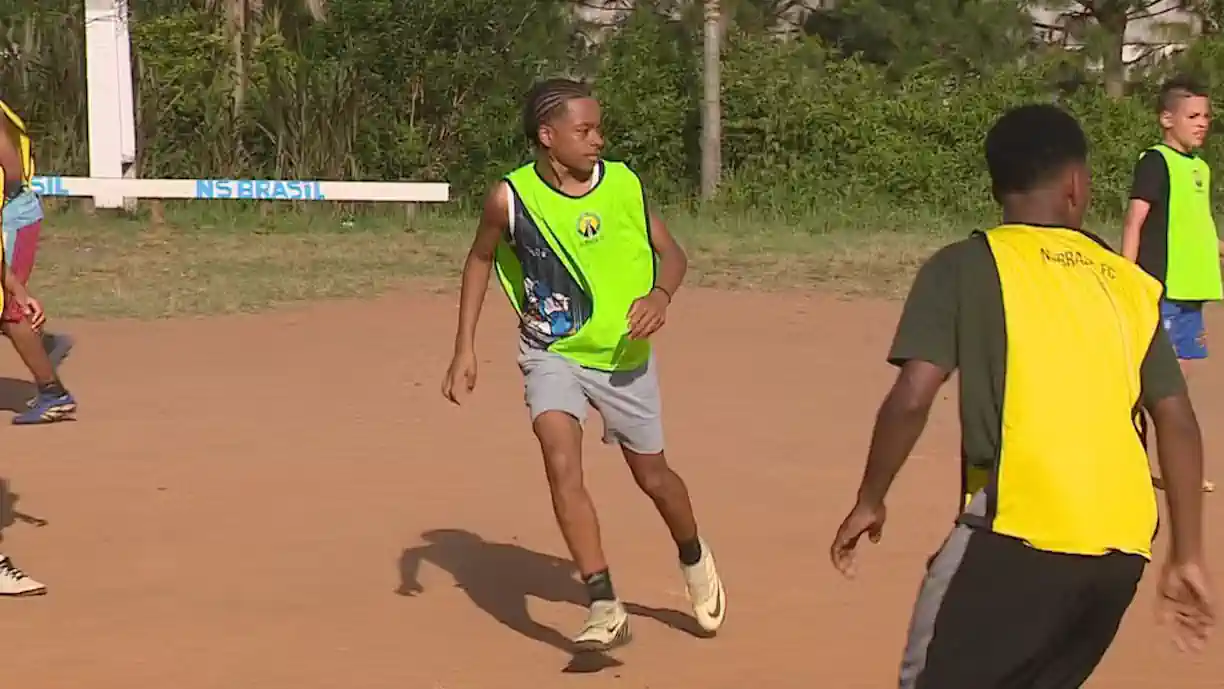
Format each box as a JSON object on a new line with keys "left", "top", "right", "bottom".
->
{"left": 595, "top": 5, "right": 701, "bottom": 200}
{"left": 808, "top": 0, "right": 1035, "bottom": 79}
{"left": 5, "top": 0, "right": 1224, "bottom": 225}
{"left": 0, "top": 0, "right": 88, "bottom": 174}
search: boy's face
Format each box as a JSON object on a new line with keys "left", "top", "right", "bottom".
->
{"left": 1161, "top": 94, "right": 1211, "bottom": 151}
{"left": 539, "top": 97, "right": 605, "bottom": 176}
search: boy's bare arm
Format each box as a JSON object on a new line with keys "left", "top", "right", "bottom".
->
{"left": 0, "top": 126, "right": 22, "bottom": 189}
{"left": 452, "top": 182, "right": 510, "bottom": 357}
{"left": 441, "top": 182, "right": 509, "bottom": 405}
{"left": 854, "top": 360, "right": 949, "bottom": 508}
{"left": 0, "top": 164, "right": 8, "bottom": 295}
{"left": 1121, "top": 198, "right": 1151, "bottom": 262}
{"left": 648, "top": 212, "right": 687, "bottom": 298}
{"left": 625, "top": 213, "right": 687, "bottom": 341}
{"left": 1149, "top": 392, "right": 1206, "bottom": 563}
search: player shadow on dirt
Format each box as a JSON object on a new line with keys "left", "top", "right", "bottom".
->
{"left": 0, "top": 377, "right": 36, "bottom": 413}
{"left": 0, "top": 477, "right": 49, "bottom": 544}
{"left": 395, "top": 528, "right": 703, "bottom": 674}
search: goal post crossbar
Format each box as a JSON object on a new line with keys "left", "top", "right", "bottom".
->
{"left": 78, "top": 0, "right": 450, "bottom": 208}
{"left": 31, "top": 176, "right": 450, "bottom": 203}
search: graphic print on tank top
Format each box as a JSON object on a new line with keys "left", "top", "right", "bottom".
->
{"left": 505, "top": 189, "right": 592, "bottom": 348}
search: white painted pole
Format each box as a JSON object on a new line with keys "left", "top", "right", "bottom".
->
{"left": 84, "top": 0, "right": 127, "bottom": 209}
{"left": 114, "top": 1, "right": 137, "bottom": 210}
{"left": 114, "top": 0, "right": 136, "bottom": 168}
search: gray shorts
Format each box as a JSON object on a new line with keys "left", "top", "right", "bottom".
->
{"left": 517, "top": 341, "right": 665, "bottom": 455}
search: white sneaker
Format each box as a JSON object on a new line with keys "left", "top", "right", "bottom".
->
{"left": 681, "top": 538, "right": 725, "bottom": 633}
{"left": 0, "top": 555, "right": 46, "bottom": 596}
{"left": 571, "top": 599, "right": 631, "bottom": 651}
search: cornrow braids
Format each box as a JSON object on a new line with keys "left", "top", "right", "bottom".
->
{"left": 522, "top": 78, "right": 594, "bottom": 147}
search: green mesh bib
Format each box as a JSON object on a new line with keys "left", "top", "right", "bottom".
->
{"left": 1147, "top": 144, "right": 1222, "bottom": 301}
{"left": 495, "top": 160, "right": 655, "bottom": 371}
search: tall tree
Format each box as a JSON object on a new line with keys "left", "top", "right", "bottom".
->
{"left": 204, "top": 0, "right": 326, "bottom": 118}
{"left": 808, "top": 0, "right": 1034, "bottom": 79}
{"left": 722, "top": 0, "right": 818, "bottom": 37}
{"left": 1185, "top": 0, "right": 1224, "bottom": 33}
{"left": 1037, "top": 0, "right": 1198, "bottom": 98}
{"left": 701, "top": 0, "right": 721, "bottom": 200}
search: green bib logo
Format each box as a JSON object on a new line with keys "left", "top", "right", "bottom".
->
{"left": 577, "top": 212, "right": 601, "bottom": 239}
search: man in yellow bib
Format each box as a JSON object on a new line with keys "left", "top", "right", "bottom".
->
{"left": 831, "top": 104, "right": 1214, "bottom": 688}
{"left": 440, "top": 79, "right": 725, "bottom": 652}
{"left": 1122, "top": 76, "right": 1219, "bottom": 492}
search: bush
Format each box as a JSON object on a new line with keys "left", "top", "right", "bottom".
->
{"left": 4, "top": 0, "right": 1224, "bottom": 224}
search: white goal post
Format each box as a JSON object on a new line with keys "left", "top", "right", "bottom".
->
{"left": 59, "top": 0, "right": 449, "bottom": 209}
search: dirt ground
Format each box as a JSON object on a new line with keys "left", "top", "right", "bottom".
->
{"left": 0, "top": 288, "right": 1220, "bottom": 688}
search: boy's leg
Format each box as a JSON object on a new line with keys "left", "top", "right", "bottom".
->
{"left": 519, "top": 346, "right": 630, "bottom": 651}
{"left": 900, "top": 508, "right": 1140, "bottom": 689}
{"left": 42, "top": 331, "right": 74, "bottom": 369}
{"left": 580, "top": 354, "right": 727, "bottom": 633}
{"left": 1156, "top": 299, "right": 1212, "bottom": 491}
{"left": 0, "top": 223, "right": 75, "bottom": 425}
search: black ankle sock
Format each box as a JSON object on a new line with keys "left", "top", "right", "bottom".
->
{"left": 583, "top": 568, "right": 616, "bottom": 603}
{"left": 37, "top": 381, "right": 66, "bottom": 397}
{"left": 677, "top": 537, "right": 702, "bottom": 566}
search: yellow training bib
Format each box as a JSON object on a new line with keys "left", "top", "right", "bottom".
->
{"left": 978, "top": 225, "right": 1161, "bottom": 559}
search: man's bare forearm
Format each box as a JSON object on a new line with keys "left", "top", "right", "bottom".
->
{"left": 654, "top": 248, "right": 686, "bottom": 298}
{"left": 452, "top": 252, "right": 493, "bottom": 355}
{"left": 1121, "top": 199, "right": 1149, "bottom": 262}
{"left": 856, "top": 394, "right": 932, "bottom": 507}
{"left": 0, "top": 128, "right": 22, "bottom": 187}
{"left": 1152, "top": 395, "right": 1206, "bottom": 563}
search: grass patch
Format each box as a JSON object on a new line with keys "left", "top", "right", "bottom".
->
{"left": 29, "top": 199, "right": 1124, "bottom": 320}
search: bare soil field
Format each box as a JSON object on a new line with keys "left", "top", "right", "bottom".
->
{"left": 0, "top": 287, "right": 1218, "bottom": 688}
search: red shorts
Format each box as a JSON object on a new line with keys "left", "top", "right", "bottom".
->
{"left": 2, "top": 221, "right": 40, "bottom": 323}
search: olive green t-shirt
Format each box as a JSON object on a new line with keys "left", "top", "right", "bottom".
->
{"left": 888, "top": 231, "right": 1186, "bottom": 478}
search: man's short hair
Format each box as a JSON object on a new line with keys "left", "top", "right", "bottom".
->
{"left": 1158, "top": 75, "right": 1209, "bottom": 114}
{"left": 985, "top": 104, "right": 1087, "bottom": 198}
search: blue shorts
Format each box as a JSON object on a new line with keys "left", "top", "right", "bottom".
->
{"left": 1160, "top": 299, "right": 1207, "bottom": 360}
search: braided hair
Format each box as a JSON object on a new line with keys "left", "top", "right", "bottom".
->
{"left": 522, "top": 78, "right": 594, "bottom": 147}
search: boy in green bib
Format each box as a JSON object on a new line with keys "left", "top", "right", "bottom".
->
{"left": 441, "top": 78, "right": 726, "bottom": 652}
{"left": 1122, "top": 76, "right": 1221, "bottom": 492}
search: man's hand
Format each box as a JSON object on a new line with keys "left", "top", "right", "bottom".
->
{"left": 441, "top": 348, "right": 478, "bottom": 405}
{"left": 1158, "top": 560, "right": 1215, "bottom": 652}
{"left": 24, "top": 294, "right": 45, "bottom": 332}
{"left": 830, "top": 501, "right": 887, "bottom": 578}
{"left": 7, "top": 282, "right": 43, "bottom": 331}
{"left": 627, "top": 287, "right": 670, "bottom": 340}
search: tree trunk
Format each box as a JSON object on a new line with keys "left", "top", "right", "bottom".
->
{"left": 700, "top": 0, "right": 722, "bottom": 201}
{"left": 228, "top": 0, "right": 248, "bottom": 119}
{"left": 1102, "top": 16, "right": 1127, "bottom": 99}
